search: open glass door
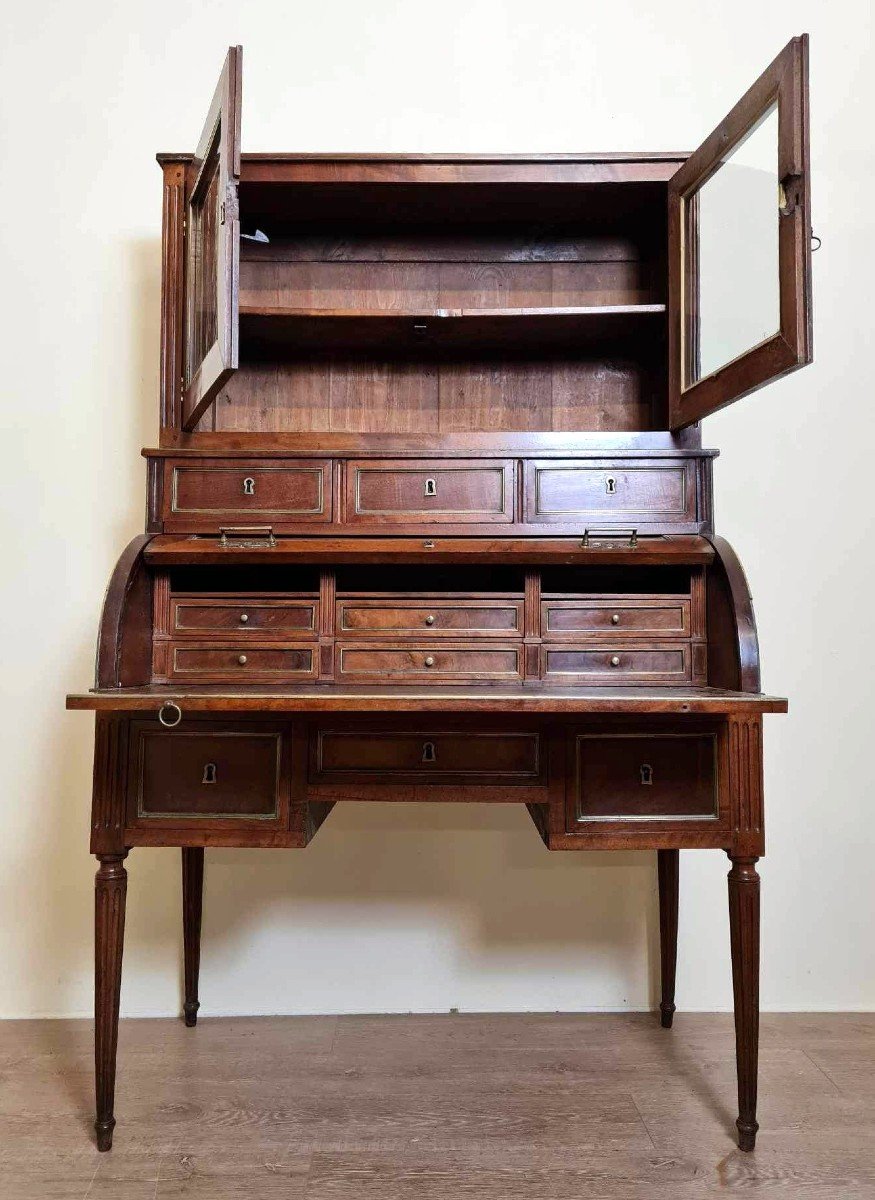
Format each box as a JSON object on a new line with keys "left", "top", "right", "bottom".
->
{"left": 182, "top": 46, "right": 242, "bottom": 431}
{"left": 668, "top": 36, "right": 812, "bottom": 429}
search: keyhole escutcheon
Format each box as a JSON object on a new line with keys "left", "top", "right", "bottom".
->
{"left": 605, "top": 475, "right": 617, "bottom": 495}
{"left": 422, "top": 741, "right": 437, "bottom": 764}
{"left": 640, "top": 763, "right": 653, "bottom": 786}
{"left": 424, "top": 478, "right": 437, "bottom": 498}
{"left": 242, "top": 477, "right": 256, "bottom": 496}
{"left": 202, "top": 762, "right": 218, "bottom": 785}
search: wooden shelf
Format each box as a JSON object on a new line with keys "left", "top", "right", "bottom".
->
{"left": 239, "top": 304, "right": 666, "bottom": 357}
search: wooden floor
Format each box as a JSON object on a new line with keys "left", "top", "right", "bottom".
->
{"left": 0, "top": 1013, "right": 872, "bottom": 1198}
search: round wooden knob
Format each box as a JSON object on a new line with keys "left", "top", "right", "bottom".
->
{"left": 239, "top": 613, "right": 249, "bottom": 623}
{"left": 611, "top": 613, "right": 620, "bottom": 624}
{"left": 425, "top": 615, "right": 435, "bottom": 626}
{"left": 424, "top": 656, "right": 435, "bottom": 667}
{"left": 610, "top": 655, "right": 621, "bottom": 667}
{"left": 237, "top": 655, "right": 248, "bottom": 666}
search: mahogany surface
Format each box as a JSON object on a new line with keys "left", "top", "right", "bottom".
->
{"left": 68, "top": 37, "right": 813, "bottom": 1154}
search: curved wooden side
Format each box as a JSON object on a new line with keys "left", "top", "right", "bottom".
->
{"left": 705, "top": 535, "right": 760, "bottom": 693}
{"left": 95, "top": 535, "right": 154, "bottom": 688}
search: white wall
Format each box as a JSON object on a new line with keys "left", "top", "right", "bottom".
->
{"left": 1, "top": 0, "right": 872, "bottom": 1019}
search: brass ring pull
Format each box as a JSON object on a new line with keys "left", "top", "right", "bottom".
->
{"left": 158, "top": 701, "right": 182, "bottom": 728}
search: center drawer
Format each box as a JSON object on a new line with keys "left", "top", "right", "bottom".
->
{"left": 345, "top": 459, "right": 515, "bottom": 524}
{"left": 168, "top": 644, "right": 317, "bottom": 682}
{"left": 311, "top": 728, "right": 542, "bottom": 783}
{"left": 171, "top": 597, "right": 319, "bottom": 637}
{"left": 336, "top": 599, "right": 523, "bottom": 638}
{"left": 336, "top": 642, "right": 523, "bottom": 682}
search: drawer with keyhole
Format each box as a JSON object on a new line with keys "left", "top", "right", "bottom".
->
{"left": 345, "top": 460, "right": 515, "bottom": 524}
{"left": 567, "top": 732, "right": 719, "bottom": 827}
{"left": 126, "top": 720, "right": 289, "bottom": 828}
{"left": 162, "top": 458, "right": 332, "bottom": 530}
{"left": 524, "top": 459, "right": 697, "bottom": 525}
{"left": 310, "top": 728, "right": 542, "bottom": 783}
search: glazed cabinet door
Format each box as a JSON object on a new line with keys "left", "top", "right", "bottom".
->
{"left": 182, "top": 46, "right": 242, "bottom": 431}
{"left": 668, "top": 35, "right": 812, "bottom": 428}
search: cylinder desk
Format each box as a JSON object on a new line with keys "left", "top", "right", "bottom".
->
{"left": 67, "top": 36, "right": 813, "bottom": 1153}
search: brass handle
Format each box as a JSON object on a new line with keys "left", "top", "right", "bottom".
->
{"left": 237, "top": 655, "right": 248, "bottom": 666}
{"left": 158, "top": 701, "right": 182, "bottom": 728}
{"left": 610, "top": 656, "right": 621, "bottom": 667}
{"left": 611, "top": 613, "right": 620, "bottom": 625}
{"left": 424, "top": 656, "right": 435, "bottom": 668}
{"left": 239, "top": 613, "right": 249, "bottom": 624}
{"left": 425, "top": 615, "right": 435, "bottom": 626}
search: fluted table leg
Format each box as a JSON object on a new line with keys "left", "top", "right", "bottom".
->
{"left": 728, "top": 855, "right": 760, "bottom": 1152}
{"left": 95, "top": 852, "right": 128, "bottom": 1152}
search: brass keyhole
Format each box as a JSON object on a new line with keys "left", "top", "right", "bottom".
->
{"left": 422, "top": 741, "right": 437, "bottom": 764}
{"left": 202, "top": 763, "right": 217, "bottom": 785}
{"left": 242, "top": 477, "right": 256, "bottom": 496}
{"left": 640, "top": 764, "right": 653, "bottom": 786}
{"left": 605, "top": 476, "right": 617, "bottom": 495}
{"left": 424, "top": 478, "right": 437, "bottom": 497}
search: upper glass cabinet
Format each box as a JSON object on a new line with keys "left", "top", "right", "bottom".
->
{"left": 668, "top": 36, "right": 812, "bottom": 429}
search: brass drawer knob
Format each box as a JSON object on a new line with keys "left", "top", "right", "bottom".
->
{"left": 610, "top": 655, "right": 621, "bottom": 667}
{"left": 239, "top": 613, "right": 249, "bottom": 623}
{"left": 237, "top": 654, "right": 248, "bottom": 666}
{"left": 611, "top": 613, "right": 620, "bottom": 625}
{"left": 425, "top": 615, "right": 435, "bottom": 626}
{"left": 424, "top": 656, "right": 435, "bottom": 668}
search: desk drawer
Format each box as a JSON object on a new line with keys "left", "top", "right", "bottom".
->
{"left": 336, "top": 642, "right": 523, "bottom": 682}
{"left": 312, "top": 728, "right": 542, "bottom": 783}
{"left": 171, "top": 598, "right": 318, "bottom": 637}
{"left": 569, "top": 733, "right": 718, "bottom": 826}
{"left": 168, "top": 644, "right": 316, "bottom": 682}
{"left": 166, "top": 459, "right": 331, "bottom": 525}
{"left": 128, "top": 723, "right": 286, "bottom": 824}
{"left": 525, "top": 460, "right": 695, "bottom": 524}
{"left": 336, "top": 599, "right": 523, "bottom": 638}
{"left": 541, "top": 644, "right": 691, "bottom": 684}
{"left": 346, "top": 460, "right": 514, "bottom": 524}
{"left": 542, "top": 598, "right": 691, "bottom": 639}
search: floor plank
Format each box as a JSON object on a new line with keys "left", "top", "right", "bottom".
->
{"left": 0, "top": 1013, "right": 871, "bottom": 1198}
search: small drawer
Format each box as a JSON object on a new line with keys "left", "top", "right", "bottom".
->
{"left": 168, "top": 644, "right": 317, "bottom": 682}
{"left": 336, "top": 599, "right": 524, "bottom": 638}
{"left": 165, "top": 459, "right": 331, "bottom": 527}
{"left": 171, "top": 598, "right": 319, "bottom": 638}
{"left": 541, "top": 643, "right": 691, "bottom": 684}
{"left": 568, "top": 732, "right": 718, "bottom": 826}
{"left": 336, "top": 642, "right": 523, "bottom": 682}
{"left": 311, "top": 728, "right": 542, "bottom": 783}
{"left": 345, "top": 459, "right": 514, "bottom": 524}
{"left": 524, "top": 459, "right": 696, "bottom": 524}
{"left": 542, "top": 598, "right": 691, "bottom": 639}
{"left": 128, "top": 722, "right": 287, "bottom": 825}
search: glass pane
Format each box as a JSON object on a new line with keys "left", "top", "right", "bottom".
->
{"left": 683, "top": 104, "right": 779, "bottom": 388}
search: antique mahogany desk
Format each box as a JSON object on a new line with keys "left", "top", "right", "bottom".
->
{"left": 67, "top": 38, "right": 812, "bottom": 1153}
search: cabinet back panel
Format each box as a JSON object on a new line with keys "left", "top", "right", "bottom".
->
{"left": 210, "top": 357, "right": 657, "bottom": 433}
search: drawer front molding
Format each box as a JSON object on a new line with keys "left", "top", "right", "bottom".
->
{"left": 311, "top": 729, "right": 542, "bottom": 783}
{"left": 346, "top": 459, "right": 514, "bottom": 524}
{"left": 336, "top": 642, "right": 523, "bottom": 682}
{"left": 172, "top": 598, "right": 319, "bottom": 637}
{"left": 336, "top": 599, "right": 524, "bottom": 638}
{"left": 542, "top": 597, "right": 691, "bottom": 639}
{"left": 541, "top": 643, "right": 691, "bottom": 684}
{"left": 525, "top": 460, "right": 695, "bottom": 524}
{"left": 569, "top": 732, "right": 718, "bottom": 826}
{"left": 165, "top": 459, "right": 332, "bottom": 525}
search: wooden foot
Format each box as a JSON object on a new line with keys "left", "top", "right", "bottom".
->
{"left": 728, "top": 855, "right": 760, "bottom": 1152}
{"left": 657, "top": 849, "right": 679, "bottom": 1028}
{"left": 95, "top": 853, "right": 128, "bottom": 1152}
{"left": 182, "top": 847, "right": 204, "bottom": 1027}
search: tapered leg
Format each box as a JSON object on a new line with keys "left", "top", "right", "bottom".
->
{"left": 657, "top": 849, "right": 679, "bottom": 1028}
{"left": 94, "top": 853, "right": 128, "bottom": 1152}
{"left": 182, "top": 847, "right": 204, "bottom": 1027}
{"left": 728, "top": 855, "right": 760, "bottom": 1152}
